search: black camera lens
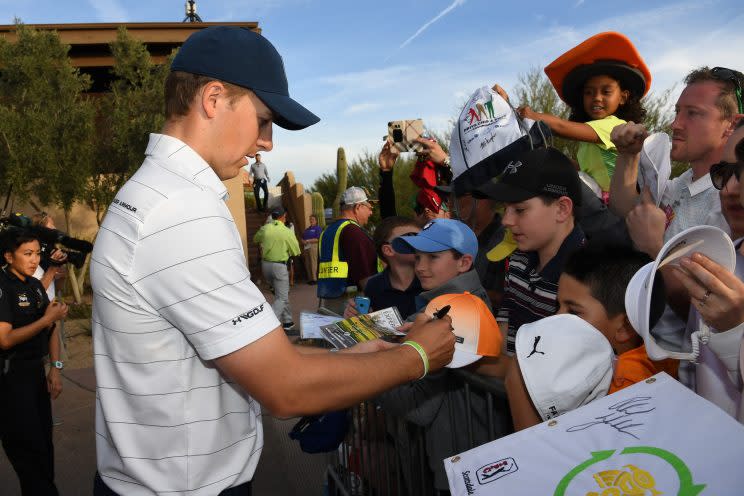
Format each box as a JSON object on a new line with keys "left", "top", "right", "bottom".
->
{"left": 393, "top": 129, "right": 403, "bottom": 143}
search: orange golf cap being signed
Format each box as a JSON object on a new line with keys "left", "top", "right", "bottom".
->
{"left": 423, "top": 292, "right": 502, "bottom": 368}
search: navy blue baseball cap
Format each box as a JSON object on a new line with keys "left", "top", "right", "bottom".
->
{"left": 475, "top": 147, "right": 582, "bottom": 206}
{"left": 171, "top": 26, "right": 319, "bottom": 130}
{"left": 392, "top": 219, "right": 478, "bottom": 258}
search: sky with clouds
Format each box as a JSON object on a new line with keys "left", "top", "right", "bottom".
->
{"left": 2, "top": 0, "right": 743, "bottom": 188}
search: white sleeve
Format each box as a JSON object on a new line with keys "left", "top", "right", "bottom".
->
{"left": 129, "top": 189, "right": 280, "bottom": 360}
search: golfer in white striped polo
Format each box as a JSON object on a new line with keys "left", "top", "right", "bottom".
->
{"left": 91, "top": 26, "right": 456, "bottom": 496}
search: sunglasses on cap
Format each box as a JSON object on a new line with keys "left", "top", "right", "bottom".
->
{"left": 711, "top": 66, "right": 744, "bottom": 114}
{"left": 710, "top": 160, "right": 744, "bottom": 190}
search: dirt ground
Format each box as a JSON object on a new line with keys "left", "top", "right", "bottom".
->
{"left": 61, "top": 318, "right": 94, "bottom": 369}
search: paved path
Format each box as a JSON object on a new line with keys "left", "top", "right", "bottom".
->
{"left": 0, "top": 281, "right": 332, "bottom": 495}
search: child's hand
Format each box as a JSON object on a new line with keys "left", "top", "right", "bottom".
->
{"left": 343, "top": 299, "right": 359, "bottom": 319}
{"left": 611, "top": 121, "right": 648, "bottom": 156}
{"left": 491, "top": 84, "right": 510, "bottom": 103}
{"left": 517, "top": 105, "right": 537, "bottom": 120}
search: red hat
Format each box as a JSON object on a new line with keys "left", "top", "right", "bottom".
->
{"left": 545, "top": 32, "right": 651, "bottom": 108}
{"left": 416, "top": 188, "right": 443, "bottom": 213}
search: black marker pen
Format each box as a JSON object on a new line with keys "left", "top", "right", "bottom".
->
{"left": 433, "top": 305, "right": 451, "bottom": 320}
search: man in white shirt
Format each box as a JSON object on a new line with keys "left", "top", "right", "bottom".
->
{"left": 674, "top": 121, "right": 744, "bottom": 423}
{"left": 610, "top": 66, "right": 743, "bottom": 350}
{"left": 249, "top": 153, "right": 270, "bottom": 211}
{"left": 91, "top": 26, "right": 455, "bottom": 496}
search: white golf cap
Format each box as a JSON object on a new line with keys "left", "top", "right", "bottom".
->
{"left": 449, "top": 85, "right": 551, "bottom": 195}
{"left": 422, "top": 292, "right": 502, "bottom": 368}
{"left": 625, "top": 225, "right": 736, "bottom": 361}
{"left": 516, "top": 314, "right": 614, "bottom": 421}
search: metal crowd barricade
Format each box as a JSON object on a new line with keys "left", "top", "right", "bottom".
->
{"left": 325, "top": 370, "right": 512, "bottom": 496}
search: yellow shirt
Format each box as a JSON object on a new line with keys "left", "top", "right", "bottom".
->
{"left": 576, "top": 115, "right": 626, "bottom": 192}
{"left": 253, "top": 220, "right": 301, "bottom": 262}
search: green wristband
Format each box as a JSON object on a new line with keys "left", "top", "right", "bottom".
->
{"left": 402, "top": 340, "right": 429, "bottom": 379}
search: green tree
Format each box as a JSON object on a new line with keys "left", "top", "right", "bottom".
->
{"left": 0, "top": 23, "right": 95, "bottom": 214}
{"left": 310, "top": 126, "right": 449, "bottom": 226}
{"left": 0, "top": 23, "right": 96, "bottom": 303}
{"left": 512, "top": 66, "right": 579, "bottom": 159}
{"left": 88, "top": 26, "right": 172, "bottom": 225}
{"left": 310, "top": 150, "right": 426, "bottom": 228}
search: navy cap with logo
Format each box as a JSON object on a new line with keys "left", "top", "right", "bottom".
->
{"left": 171, "top": 26, "right": 319, "bottom": 130}
{"left": 475, "top": 147, "right": 582, "bottom": 206}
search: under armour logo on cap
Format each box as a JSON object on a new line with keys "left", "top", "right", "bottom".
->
{"left": 504, "top": 160, "right": 522, "bottom": 175}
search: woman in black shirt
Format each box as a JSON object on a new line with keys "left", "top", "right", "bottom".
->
{"left": 0, "top": 230, "right": 68, "bottom": 495}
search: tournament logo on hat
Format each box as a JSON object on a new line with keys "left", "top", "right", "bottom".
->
{"left": 449, "top": 86, "right": 551, "bottom": 195}
{"left": 423, "top": 292, "right": 502, "bottom": 368}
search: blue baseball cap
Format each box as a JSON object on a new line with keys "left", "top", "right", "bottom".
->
{"left": 392, "top": 219, "right": 478, "bottom": 258}
{"left": 171, "top": 26, "right": 320, "bottom": 131}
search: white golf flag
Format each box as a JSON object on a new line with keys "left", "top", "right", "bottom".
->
{"left": 445, "top": 373, "right": 744, "bottom": 495}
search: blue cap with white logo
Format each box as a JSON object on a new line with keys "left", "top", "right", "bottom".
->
{"left": 392, "top": 219, "right": 478, "bottom": 258}
{"left": 171, "top": 26, "right": 319, "bottom": 131}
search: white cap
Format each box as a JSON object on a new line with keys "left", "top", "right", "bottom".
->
{"left": 516, "top": 314, "right": 614, "bottom": 421}
{"left": 449, "top": 86, "right": 550, "bottom": 194}
{"left": 625, "top": 225, "right": 736, "bottom": 361}
{"left": 638, "top": 132, "right": 672, "bottom": 205}
{"left": 341, "top": 186, "right": 373, "bottom": 206}
{"left": 579, "top": 171, "right": 602, "bottom": 199}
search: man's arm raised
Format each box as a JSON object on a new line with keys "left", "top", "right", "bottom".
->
{"left": 609, "top": 122, "right": 649, "bottom": 217}
{"left": 215, "top": 313, "right": 456, "bottom": 418}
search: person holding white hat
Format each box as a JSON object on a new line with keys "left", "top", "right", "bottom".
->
{"left": 670, "top": 123, "right": 744, "bottom": 423}
{"left": 610, "top": 67, "right": 742, "bottom": 356}
{"left": 379, "top": 219, "right": 509, "bottom": 492}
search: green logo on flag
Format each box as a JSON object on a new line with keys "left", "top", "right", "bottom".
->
{"left": 554, "top": 446, "right": 705, "bottom": 496}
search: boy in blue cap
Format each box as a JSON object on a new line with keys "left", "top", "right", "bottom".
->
{"left": 392, "top": 218, "right": 491, "bottom": 314}
{"left": 380, "top": 219, "right": 507, "bottom": 491}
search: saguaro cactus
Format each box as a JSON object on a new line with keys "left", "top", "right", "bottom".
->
{"left": 331, "top": 147, "right": 348, "bottom": 218}
{"left": 312, "top": 192, "right": 326, "bottom": 227}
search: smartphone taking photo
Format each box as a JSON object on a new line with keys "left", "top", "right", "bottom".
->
{"left": 387, "top": 119, "right": 426, "bottom": 153}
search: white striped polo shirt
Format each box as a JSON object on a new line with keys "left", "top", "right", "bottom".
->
{"left": 91, "top": 133, "right": 280, "bottom": 495}
{"left": 652, "top": 170, "right": 730, "bottom": 353}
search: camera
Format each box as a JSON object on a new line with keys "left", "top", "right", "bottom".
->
{"left": 0, "top": 213, "right": 93, "bottom": 269}
{"left": 387, "top": 119, "right": 426, "bottom": 153}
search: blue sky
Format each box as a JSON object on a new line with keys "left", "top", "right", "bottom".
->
{"left": 2, "top": 0, "right": 744, "bottom": 188}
